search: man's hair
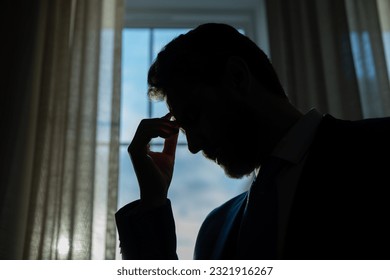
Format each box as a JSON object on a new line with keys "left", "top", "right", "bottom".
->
{"left": 147, "top": 23, "right": 286, "bottom": 101}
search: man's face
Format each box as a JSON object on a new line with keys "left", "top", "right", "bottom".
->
{"left": 169, "top": 85, "right": 262, "bottom": 179}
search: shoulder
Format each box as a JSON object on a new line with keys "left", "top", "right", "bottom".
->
{"left": 203, "top": 192, "right": 247, "bottom": 224}
{"left": 313, "top": 114, "right": 390, "bottom": 151}
{"left": 319, "top": 114, "right": 390, "bottom": 135}
{"left": 194, "top": 192, "right": 247, "bottom": 259}
{"left": 197, "top": 192, "right": 247, "bottom": 237}
{"left": 300, "top": 114, "right": 390, "bottom": 188}
{"left": 303, "top": 114, "right": 390, "bottom": 182}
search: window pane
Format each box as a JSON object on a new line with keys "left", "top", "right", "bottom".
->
{"left": 121, "top": 29, "right": 150, "bottom": 143}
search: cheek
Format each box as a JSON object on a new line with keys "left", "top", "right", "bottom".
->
{"left": 202, "top": 115, "right": 237, "bottom": 148}
{"left": 222, "top": 107, "right": 258, "bottom": 149}
{"left": 199, "top": 100, "right": 254, "bottom": 145}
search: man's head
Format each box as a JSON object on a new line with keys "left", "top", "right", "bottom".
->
{"left": 148, "top": 23, "right": 285, "bottom": 101}
{"left": 147, "top": 23, "right": 292, "bottom": 178}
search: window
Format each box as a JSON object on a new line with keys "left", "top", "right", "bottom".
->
{"left": 118, "top": 0, "right": 267, "bottom": 259}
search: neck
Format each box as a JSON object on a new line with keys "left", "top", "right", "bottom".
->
{"left": 251, "top": 95, "right": 303, "bottom": 164}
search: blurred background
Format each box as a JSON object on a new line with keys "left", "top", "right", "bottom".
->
{"left": 1, "top": 0, "right": 389, "bottom": 259}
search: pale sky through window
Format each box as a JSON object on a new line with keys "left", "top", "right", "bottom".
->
{"left": 118, "top": 28, "right": 252, "bottom": 259}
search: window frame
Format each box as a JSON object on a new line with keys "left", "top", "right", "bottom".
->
{"left": 123, "top": 0, "right": 269, "bottom": 54}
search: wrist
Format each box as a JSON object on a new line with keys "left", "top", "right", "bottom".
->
{"left": 139, "top": 196, "right": 167, "bottom": 210}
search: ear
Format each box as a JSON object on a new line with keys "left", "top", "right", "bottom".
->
{"left": 223, "top": 56, "right": 252, "bottom": 95}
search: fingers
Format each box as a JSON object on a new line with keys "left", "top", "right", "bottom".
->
{"left": 162, "top": 112, "right": 173, "bottom": 120}
{"left": 163, "top": 130, "right": 179, "bottom": 156}
{"left": 128, "top": 116, "right": 179, "bottom": 155}
{"left": 138, "top": 118, "right": 178, "bottom": 139}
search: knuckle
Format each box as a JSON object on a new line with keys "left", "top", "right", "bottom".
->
{"left": 127, "top": 143, "right": 134, "bottom": 154}
{"left": 139, "top": 119, "right": 148, "bottom": 126}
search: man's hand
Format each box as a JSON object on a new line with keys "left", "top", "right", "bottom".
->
{"left": 128, "top": 113, "right": 179, "bottom": 209}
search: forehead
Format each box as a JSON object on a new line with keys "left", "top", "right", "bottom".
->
{"left": 166, "top": 94, "right": 197, "bottom": 118}
{"left": 168, "top": 86, "right": 221, "bottom": 118}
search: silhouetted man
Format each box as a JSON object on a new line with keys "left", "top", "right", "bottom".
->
{"left": 116, "top": 23, "right": 390, "bottom": 259}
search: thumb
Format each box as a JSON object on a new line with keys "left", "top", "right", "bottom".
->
{"left": 163, "top": 131, "right": 179, "bottom": 157}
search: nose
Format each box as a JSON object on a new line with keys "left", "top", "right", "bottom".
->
{"left": 185, "top": 130, "right": 202, "bottom": 154}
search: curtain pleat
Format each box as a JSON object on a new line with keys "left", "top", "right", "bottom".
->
{"left": 71, "top": 0, "right": 101, "bottom": 260}
{"left": 104, "top": 0, "right": 123, "bottom": 260}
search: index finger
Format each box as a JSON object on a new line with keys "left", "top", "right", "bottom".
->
{"left": 163, "top": 131, "right": 179, "bottom": 156}
{"left": 161, "top": 112, "right": 173, "bottom": 120}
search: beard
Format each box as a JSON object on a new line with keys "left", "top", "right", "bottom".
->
{"left": 202, "top": 104, "right": 263, "bottom": 179}
{"left": 204, "top": 148, "right": 259, "bottom": 179}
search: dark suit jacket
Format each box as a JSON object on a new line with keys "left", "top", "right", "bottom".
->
{"left": 116, "top": 115, "right": 390, "bottom": 259}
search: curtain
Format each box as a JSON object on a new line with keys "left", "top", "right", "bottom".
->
{"left": 266, "top": 0, "right": 390, "bottom": 120}
{"left": 0, "top": 0, "right": 123, "bottom": 259}
{"left": 345, "top": 0, "right": 390, "bottom": 117}
{"left": 377, "top": 0, "right": 390, "bottom": 79}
